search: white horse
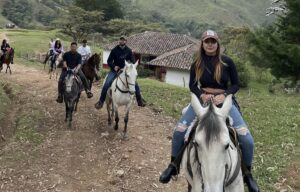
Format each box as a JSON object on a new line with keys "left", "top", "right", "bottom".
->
{"left": 48, "top": 53, "right": 63, "bottom": 80}
{"left": 182, "top": 94, "right": 244, "bottom": 192}
{"left": 106, "top": 60, "right": 138, "bottom": 139}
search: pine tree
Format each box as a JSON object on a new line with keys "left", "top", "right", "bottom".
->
{"left": 248, "top": 0, "right": 300, "bottom": 82}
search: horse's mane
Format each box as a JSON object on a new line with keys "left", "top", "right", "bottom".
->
{"left": 196, "top": 102, "right": 222, "bottom": 147}
{"left": 87, "top": 53, "right": 100, "bottom": 66}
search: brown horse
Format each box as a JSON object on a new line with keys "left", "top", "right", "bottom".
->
{"left": 0, "top": 48, "right": 14, "bottom": 74}
{"left": 82, "top": 53, "right": 101, "bottom": 89}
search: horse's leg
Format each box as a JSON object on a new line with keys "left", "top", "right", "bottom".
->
{"left": 114, "top": 105, "right": 119, "bottom": 131}
{"left": 68, "top": 102, "right": 74, "bottom": 128}
{"left": 74, "top": 93, "right": 81, "bottom": 112}
{"left": 5, "top": 65, "right": 8, "bottom": 73}
{"left": 188, "top": 184, "right": 192, "bottom": 192}
{"left": 106, "top": 99, "right": 112, "bottom": 126}
{"left": 65, "top": 101, "right": 68, "bottom": 122}
{"left": 9, "top": 64, "right": 11, "bottom": 74}
{"left": 49, "top": 67, "right": 52, "bottom": 79}
{"left": 123, "top": 103, "right": 131, "bottom": 139}
{"left": 89, "top": 79, "right": 93, "bottom": 90}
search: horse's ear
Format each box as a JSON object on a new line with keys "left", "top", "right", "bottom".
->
{"left": 191, "top": 93, "right": 208, "bottom": 118}
{"left": 134, "top": 60, "right": 139, "bottom": 68}
{"left": 214, "top": 94, "right": 233, "bottom": 118}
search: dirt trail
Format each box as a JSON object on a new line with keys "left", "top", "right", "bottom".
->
{"left": 0, "top": 57, "right": 187, "bottom": 190}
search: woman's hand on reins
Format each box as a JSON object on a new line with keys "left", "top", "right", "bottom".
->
{"left": 201, "top": 94, "right": 214, "bottom": 103}
{"left": 213, "top": 94, "right": 225, "bottom": 105}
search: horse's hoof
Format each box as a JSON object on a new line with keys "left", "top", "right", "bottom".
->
{"left": 122, "top": 133, "right": 128, "bottom": 140}
{"left": 114, "top": 125, "right": 118, "bottom": 131}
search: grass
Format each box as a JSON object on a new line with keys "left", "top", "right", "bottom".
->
{"left": 0, "top": 29, "right": 102, "bottom": 56}
{"left": 0, "top": 85, "right": 10, "bottom": 121}
{"left": 139, "top": 79, "right": 300, "bottom": 192}
{"left": 15, "top": 111, "right": 44, "bottom": 145}
{"left": 139, "top": 78, "right": 190, "bottom": 118}
{"left": 0, "top": 80, "right": 20, "bottom": 122}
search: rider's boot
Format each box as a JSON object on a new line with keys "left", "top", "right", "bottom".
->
{"left": 94, "top": 100, "right": 104, "bottom": 110}
{"left": 86, "top": 90, "right": 93, "bottom": 98}
{"left": 244, "top": 166, "right": 260, "bottom": 192}
{"left": 159, "top": 156, "right": 179, "bottom": 184}
{"left": 136, "top": 92, "right": 146, "bottom": 107}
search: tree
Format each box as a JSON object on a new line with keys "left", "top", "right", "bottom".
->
{"left": 53, "top": 6, "right": 103, "bottom": 42}
{"left": 75, "top": 0, "right": 123, "bottom": 20}
{"left": 2, "top": 0, "right": 33, "bottom": 28}
{"left": 222, "top": 27, "right": 252, "bottom": 87}
{"left": 248, "top": 0, "right": 300, "bottom": 82}
{"left": 102, "top": 19, "right": 165, "bottom": 38}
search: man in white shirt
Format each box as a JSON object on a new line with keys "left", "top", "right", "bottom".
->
{"left": 77, "top": 39, "right": 91, "bottom": 65}
{"left": 77, "top": 39, "right": 100, "bottom": 81}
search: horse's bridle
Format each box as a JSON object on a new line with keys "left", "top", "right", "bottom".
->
{"left": 115, "top": 70, "right": 135, "bottom": 95}
{"left": 191, "top": 140, "right": 241, "bottom": 192}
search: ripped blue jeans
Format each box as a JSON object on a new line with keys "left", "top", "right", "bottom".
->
{"left": 171, "top": 103, "right": 254, "bottom": 167}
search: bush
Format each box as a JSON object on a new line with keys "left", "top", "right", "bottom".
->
{"left": 137, "top": 66, "right": 154, "bottom": 78}
{"left": 231, "top": 56, "right": 251, "bottom": 88}
{"left": 99, "top": 68, "right": 109, "bottom": 79}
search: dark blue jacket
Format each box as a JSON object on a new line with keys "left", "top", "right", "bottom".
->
{"left": 107, "top": 45, "right": 135, "bottom": 71}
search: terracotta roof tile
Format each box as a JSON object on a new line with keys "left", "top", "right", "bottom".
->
{"left": 148, "top": 44, "right": 200, "bottom": 70}
{"left": 103, "top": 31, "right": 200, "bottom": 56}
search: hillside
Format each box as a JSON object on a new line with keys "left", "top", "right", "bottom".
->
{"left": 120, "top": 0, "right": 274, "bottom": 27}
{"left": 0, "top": 0, "right": 72, "bottom": 28}
{"left": 1, "top": 0, "right": 274, "bottom": 30}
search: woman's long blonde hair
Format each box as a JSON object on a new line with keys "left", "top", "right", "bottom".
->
{"left": 193, "top": 41, "right": 224, "bottom": 84}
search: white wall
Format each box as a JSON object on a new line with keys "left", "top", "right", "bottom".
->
{"left": 165, "top": 68, "right": 190, "bottom": 88}
{"left": 103, "top": 50, "right": 111, "bottom": 64}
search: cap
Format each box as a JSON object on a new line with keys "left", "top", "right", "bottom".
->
{"left": 201, "top": 30, "right": 219, "bottom": 41}
{"left": 120, "top": 36, "right": 127, "bottom": 40}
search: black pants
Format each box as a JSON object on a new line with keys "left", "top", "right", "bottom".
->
{"left": 58, "top": 68, "right": 91, "bottom": 95}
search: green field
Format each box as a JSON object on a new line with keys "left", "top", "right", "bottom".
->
{"left": 0, "top": 29, "right": 102, "bottom": 56}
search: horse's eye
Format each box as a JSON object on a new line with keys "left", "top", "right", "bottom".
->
{"left": 225, "top": 143, "right": 230, "bottom": 150}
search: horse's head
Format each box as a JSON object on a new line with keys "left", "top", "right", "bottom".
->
{"left": 65, "top": 69, "right": 76, "bottom": 93}
{"left": 92, "top": 53, "right": 101, "bottom": 65}
{"left": 190, "top": 94, "right": 233, "bottom": 192}
{"left": 55, "top": 53, "right": 63, "bottom": 66}
{"left": 124, "top": 60, "right": 138, "bottom": 94}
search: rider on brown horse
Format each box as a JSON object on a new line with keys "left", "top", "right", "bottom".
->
{"left": 0, "top": 39, "right": 13, "bottom": 64}
{"left": 77, "top": 39, "right": 100, "bottom": 81}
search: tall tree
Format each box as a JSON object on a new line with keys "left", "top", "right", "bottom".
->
{"left": 75, "top": 0, "right": 123, "bottom": 20}
{"left": 248, "top": 0, "right": 300, "bottom": 82}
{"left": 53, "top": 6, "right": 103, "bottom": 42}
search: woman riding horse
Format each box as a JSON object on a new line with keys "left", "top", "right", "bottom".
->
{"left": 51, "top": 38, "right": 64, "bottom": 68}
{"left": 0, "top": 39, "right": 13, "bottom": 65}
{"left": 159, "top": 30, "right": 260, "bottom": 192}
